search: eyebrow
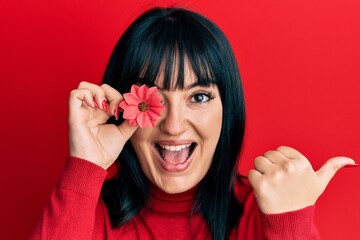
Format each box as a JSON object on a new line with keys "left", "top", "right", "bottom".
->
{"left": 155, "top": 82, "right": 214, "bottom": 91}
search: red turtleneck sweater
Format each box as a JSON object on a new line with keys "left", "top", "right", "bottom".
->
{"left": 30, "top": 157, "right": 320, "bottom": 239}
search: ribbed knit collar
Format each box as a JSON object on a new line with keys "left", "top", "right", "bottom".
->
{"left": 147, "top": 183, "right": 198, "bottom": 215}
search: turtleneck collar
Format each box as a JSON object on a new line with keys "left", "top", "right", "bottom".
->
{"left": 146, "top": 183, "right": 199, "bottom": 215}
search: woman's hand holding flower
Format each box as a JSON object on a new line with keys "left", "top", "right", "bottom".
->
{"left": 68, "top": 81, "right": 138, "bottom": 169}
{"left": 68, "top": 82, "right": 164, "bottom": 169}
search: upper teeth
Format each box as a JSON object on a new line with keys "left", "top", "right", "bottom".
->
{"left": 159, "top": 144, "right": 191, "bottom": 151}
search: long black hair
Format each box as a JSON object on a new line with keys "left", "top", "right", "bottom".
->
{"left": 101, "top": 7, "right": 245, "bottom": 240}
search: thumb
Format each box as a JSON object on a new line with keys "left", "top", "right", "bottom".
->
{"left": 116, "top": 120, "right": 139, "bottom": 143}
{"left": 316, "top": 156, "right": 356, "bottom": 186}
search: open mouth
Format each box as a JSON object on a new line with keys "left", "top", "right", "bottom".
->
{"left": 154, "top": 143, "right": 197, "bottom": 166}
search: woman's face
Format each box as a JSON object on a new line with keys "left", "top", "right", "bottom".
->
{"left": 130, "top": 64, "right": 223, "bottom": 194}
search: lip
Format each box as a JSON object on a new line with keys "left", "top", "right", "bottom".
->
{"left": 152, "top": 140, "right": 196, "bottom": 172}
{"left": 155, "top": 140, "right": 194, "bottom": 145}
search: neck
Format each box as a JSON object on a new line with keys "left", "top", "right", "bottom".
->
{"left": 147, "top": 183, "right": 199, "bottom": 214}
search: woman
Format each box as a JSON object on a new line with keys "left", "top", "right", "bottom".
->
{"left": 31, "top": 7, "right": 356, "bottom": 240}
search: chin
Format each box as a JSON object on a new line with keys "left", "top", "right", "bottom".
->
{"left": 152, "top": 174, "right": 200, "bottom": 194}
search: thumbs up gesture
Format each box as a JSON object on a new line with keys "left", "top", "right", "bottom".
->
{"left": 248, "top": 146, "right": 356, "bottom": 214}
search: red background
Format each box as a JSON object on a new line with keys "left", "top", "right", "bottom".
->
{"left": 1, "top": 0, "right": 359, "bottom": 239}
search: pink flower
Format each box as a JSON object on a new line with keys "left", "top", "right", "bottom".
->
{"left": 119, "top": 84, "right": 165, "bottom": 128}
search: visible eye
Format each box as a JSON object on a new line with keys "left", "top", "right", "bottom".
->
{"left": 190, "top": 92, "right": 214, "bottom": 103}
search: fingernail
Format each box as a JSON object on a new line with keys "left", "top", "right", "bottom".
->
{"left": 344, "top": 164, "right": 359, "bottom": 168}
{"left": 93, "top": 99, "right": 99, "bottom": 108}
{"left": 114, "top": 107, "right": 120, "bottom": 121}
{"left": 102, "top": 100, "right": 108, "bottom": 112}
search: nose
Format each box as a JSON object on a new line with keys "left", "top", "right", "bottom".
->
{"left": 159, "top": 101, "right": 186, "bottom": 136}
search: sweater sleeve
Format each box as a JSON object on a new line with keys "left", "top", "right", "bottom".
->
{"left": 260, "top": 206, "right": 320, "bottom": 240}
{"left": 235, "top": 177, "right": 321, "bottom": 240}
{"left": 29, "top": 156, "right": 108, "bottom": 240}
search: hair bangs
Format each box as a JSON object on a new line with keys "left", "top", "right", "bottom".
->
{"left": 133, "top": 13, "right": 218, "bottom": 91}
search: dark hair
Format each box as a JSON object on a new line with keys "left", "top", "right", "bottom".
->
{"left": 101, "top": 7, "right": 245, "bottom": 240}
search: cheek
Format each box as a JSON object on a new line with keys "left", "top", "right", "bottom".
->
{"left": 130, "top": 133, "right": 155, "bottom": 182}
{"left": 193, "top": 108, "right": 222, "bottom": 182}
{"left": 130, "top": 128, "right": 153, "bottom": 164}
{"left": 192, "top": 105, "right": 223, "bottom": 169}
{"left": 198, "top": 107, "right": 223, "bottom": 140}
{"left": 131, "top": 128, "right": 152, "bottom": 143}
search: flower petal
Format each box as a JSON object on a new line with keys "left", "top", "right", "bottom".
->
{"left": 147, "top": 93, "right": 163, "bottom": 107}
{"left": 136, "top": 111, "right": 150, "bottom": 128}
{"left": 130, "top": 85, "right": 139, "bottom": 94}
{"left": 137, "top": 85, "right": 148, "bottom": 101}
{"left": 119, "top": 100, "right": 129, "bottom": 110}
{"left": 147, "top": 109, "right": 161, "bottom": 120}
{"left": 123, "top": 92, "right": 140, "bottom": 105}
{"left": 129, "top": 119, "right": 138, "bottom": 126}
{"left": 149, "top": 105, "right": 165, "bottom": 116}
{"left": 123, "top": 105, "right": 139, "bottom": 119}
{"left": 144, "top": 86, "right": 157, "bottom": 102}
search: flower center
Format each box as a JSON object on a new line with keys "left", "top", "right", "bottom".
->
{"left": 138, "top": 102, "right": 148, "bottom": 112}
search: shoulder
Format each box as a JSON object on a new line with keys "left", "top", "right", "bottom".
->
{"left": 233, "top": 174, "right": 260, "bottom": 218}
{"left": 233, "top": 174, "right": 254, "bottom": 204}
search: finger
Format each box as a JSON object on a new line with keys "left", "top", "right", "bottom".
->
{"left": 116, "top": 119, "right": 139, "bottom": 143}
{"left": 276, "top": 146, "right": 305, "bottom": 160}
{"left": 316, "top": 156, "right": 356, "bottom": 186}
{"left": 78, "top": 81, "right": 107, "bottom": 111}
{"left": 247, "top": 169, "right": 263, "bottom": 188}
{"left": 69, "top": 88, "right": 111, "bottom": 126}
{"left": 254, "top": 156, "right": 273, "bottom": 174}
{"left": 263, "top": 150, "right": 289, "bottom": 164}
{"left": 100, "top": 84, "right": 123, "bottom": 118}
{"left": 69, "top": 88, "right": 96, "bottom": 111}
